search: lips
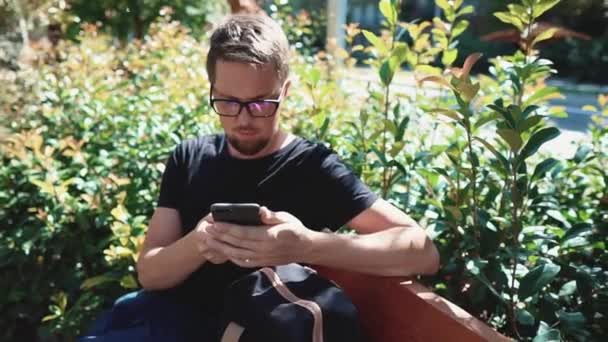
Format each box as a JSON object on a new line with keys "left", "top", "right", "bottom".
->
{"left": 236, "top": 128, "right": 257, "bottom": 137}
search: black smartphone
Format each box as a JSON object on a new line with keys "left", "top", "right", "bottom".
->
{"left": 210, "top": 203, "right": 262, "bottom": 225}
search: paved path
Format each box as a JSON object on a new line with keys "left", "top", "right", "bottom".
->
{"left": 344, "top": 68, "right": 606, "bottom": 158}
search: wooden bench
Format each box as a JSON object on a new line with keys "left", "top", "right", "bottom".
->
{"left": 315, "top": 266, "right": 511, "bottom": 341}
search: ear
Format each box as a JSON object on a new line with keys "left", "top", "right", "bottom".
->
{"left": 283, "top": 79, "right": 291, "bottom": 97}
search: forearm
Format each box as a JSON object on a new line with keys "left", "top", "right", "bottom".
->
{"left": 137, "top": 230, "right": 207, "bottom": 290}
{"left": 305, "top": 226, "right": 440, "bottom": 277}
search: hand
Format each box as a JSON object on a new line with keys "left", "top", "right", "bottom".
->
{"left": 205, "top": 207, "right": 315, "bottom": 267}
{"left": 193, "top": 213, "right": 229, "bottom": 264}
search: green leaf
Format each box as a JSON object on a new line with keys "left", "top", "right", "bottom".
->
{"left": 547, "top": 209, "right": 571, "bottom": 228}
{"left": 524, "top": 86, "right": 562, "bottom": 107}
{"left": 558, "top": 280, "right": 577, "bottom": 297}
{"left": 473, "top": 137, "right": 510, "bottom": 172}
{"left": 532, "top": 158, "right": 558, "bottom": 181}
{"left": 436, "top": 0, "right": 450, "bottom": 11}
{"left": 519, "top": 263, "right": 561, "bottom": 300}
{"left": 497, "top": 128, "right": 522, "bottom": 151}
{"left": 531, "top": 28, "right": 558, "bottom": 48}
{"left": 466, "top": 259, "right": 505, "bottom": 302}
{"left": 455, "top": 81, "right": 480, "bottom": 102}
{"left": 519, "top": 127, "right": 560, "bottom": 162}
{"left": 507, "top": 4, "right": 528, "bottom": 18}
{"left": 391, "top": 43, "right": 410, "bottom": 65}
{"left": 532, "top": 328, "right": 561, "bottom": 342}
{"left": 81, "top": 275, "right": 116, "bottom": 289}
{"left": 415, "top": 64, "right": 442, "bottom": 75}
{"left": 532, "top": 0, "right": 561, "bottom": 19}
{"left": 387, "top": 160, "right": 407, "bottom": 176}
{"left": 120, "top": 274, "right": 139, "bottom": 289}
{"left": 379, "top": 59, "right": 396, "bottom": 87}
{"left": 379, "top": 0, "right": 398, "bottom": 26}
{"left": 572, "top": 144, "right": 592, "bottom": 163}
{"left": 517, "top": 308, "right": 535, "bottom": 326}
{"left": 308, "top": 68, "right": 321, "bottom": 87}
{"left": 473, "top": 113, "right": 498, "bottom": 131}
{"left": 395, "top": 116, "right": 410, "bottom": 141}
{"left": 558, "top": 310, "right": 589, "bottom": 339}
{"left": 561, "top": 223, "right": 593, "bottom": 246}
{"left": 427, "top": 108, "right": 463, "bottom": 121}
{"left": 494, "top": 11, "right": 524, "bottom": 31}
{"left": 520, "top": 115, "right": 542, "bottom": 132}
{"left": 442, "top": 49, "right": 458, "bottom": 66}
{"left": 318, "top": 116, "right": 330, "bottom": 140}
{"left": 457, "top": 5, "right": 474, "bottom": 16}
{"left": 41, "top": 314, "right": 59, "bottom": 322}
{"left": 362, "top": 30, "right": 388, "bottom": 55}
{"left": 451, "top": 20, "right": 469, "bottom": 38}
{"left": 418, "top": 75, "right": 453, "bottom": 90}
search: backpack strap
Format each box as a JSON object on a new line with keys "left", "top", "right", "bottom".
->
{"left": 259, "top": 267, "right": 324, "bottom": 342}
{"left": 220, "top": 322, "right": 245, "bottom": 342}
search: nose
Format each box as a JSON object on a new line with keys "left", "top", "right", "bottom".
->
{"left": 235, "top": 106, "right": 254, "bottom": 125}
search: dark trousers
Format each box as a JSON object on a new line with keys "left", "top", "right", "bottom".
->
{"left": 78, "top": 290, "right": 219, "bottom": 342}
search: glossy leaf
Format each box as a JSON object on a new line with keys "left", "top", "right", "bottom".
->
{"left": 524, "top": 86, "right": 563, "bottom": 107}
{"left": 532, "top": 157, "right": 559, "bottom": 181}
{"left": 442, "top": 49, "right": 458, "bottom": 66}
{"left": 532, "top": 0, "right": 561, "bottom": 19}
{"left": 531, "top": 28, "right": 558, "bottom": 48}
{"left": 497, "top": 128, "right": 522, "bottom": 151}
{"left": 452, "top": 20, "right": 469, "bottom": 38}
{"left": 519, "top": 263, "right": 561, "bottom": 300}
{"left": 519, "top": 127, "right": 561, "bottom": 162}
{"left": 494, "top": 11, "right": 524, "bottom": 31}
{"left": 362, "top": 30, "right": 388, "bottom": 55}
{"left": 379, "top": 0, "right": 398, "bottom": 26}
{"left": 474, "top": 137, "right": 510, "bottom": 172}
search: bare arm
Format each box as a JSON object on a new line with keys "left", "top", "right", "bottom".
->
{"left": 136, "top": 207, "right": 212, "bottom": 290}
{"left": 304, "top": 198, "right": 439, "bottom": 277}
{"left": 206, "top": 200, "right": 440, "bottom": 277}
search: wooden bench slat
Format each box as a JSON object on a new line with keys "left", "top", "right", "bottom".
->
{"left": 314, "top": 266, "right": 510, "bottom": 342}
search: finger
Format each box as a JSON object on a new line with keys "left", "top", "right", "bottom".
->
{"left": 206, "top": 237, "right": 257, "bottom": 260}
{"left": 259, "top": 206, "right": 276, "bottom": 224}
{"left": 203, "top": 212, "right": 215, "bottom": 223}
{"left": 231, "top": 257, "right": 262, "bottom": 268}
{"left": 214, "top": 232, "right": 269, "bottom": 252}
{"left": 211, "top": 222, "right": 267, "bottom": 241}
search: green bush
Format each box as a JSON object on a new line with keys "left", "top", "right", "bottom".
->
{"left": 0, "top": 16, "right": 215, "bottom": 340}
{"left": 1, "top": 1, "right": 607, "bottom": 341}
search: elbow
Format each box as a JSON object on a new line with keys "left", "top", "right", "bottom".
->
{"left": 136, "top": 257, "right": 164, "bottom": 291}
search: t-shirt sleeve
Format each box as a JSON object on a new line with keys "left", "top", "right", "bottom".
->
{"left": 157, "top": 145, "right": 186, "bottom": 209}
{"left": 318, "top": 151, "right": 378, "bottom": 231}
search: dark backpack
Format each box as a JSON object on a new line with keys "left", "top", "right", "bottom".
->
{"left": 218, "top": 263, "right": 365, "bottom": 342}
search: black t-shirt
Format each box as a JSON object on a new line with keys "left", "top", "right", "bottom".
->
{"left": 156, "top": 134, "right": 377, "bottom": 313}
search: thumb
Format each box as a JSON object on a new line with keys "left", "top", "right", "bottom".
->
{"left": 259, "top": 206, "right": 281, "bottom": 225}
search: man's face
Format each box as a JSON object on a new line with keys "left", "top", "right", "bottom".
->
{"left": 212, "top": 60, "right": 286, "bottom": 157}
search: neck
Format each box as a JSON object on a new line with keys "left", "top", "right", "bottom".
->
{"left": 226, "top": 130, "right": 293, "bottom": 159}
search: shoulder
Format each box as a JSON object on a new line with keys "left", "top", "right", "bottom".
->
{"left": 170, "top": 134, "right": 223, "bottom": 163}
{"left": 289, "top": 137, "right": 336, "bottom": 165}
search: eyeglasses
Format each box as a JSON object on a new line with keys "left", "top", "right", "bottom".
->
{"left": 209, "top": 84, "right": 285, "bottom": 118}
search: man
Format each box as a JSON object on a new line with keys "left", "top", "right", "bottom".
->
{"left": 84, "top": 14, "right": 439, "bottom": 342}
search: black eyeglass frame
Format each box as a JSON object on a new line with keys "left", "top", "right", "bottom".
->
{"left": 209, "top": 83, "right": 285, "bottom": 118}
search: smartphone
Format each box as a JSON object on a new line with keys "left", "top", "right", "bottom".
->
{"left": 210, "top": 203, "right": 262, "bottom": 225}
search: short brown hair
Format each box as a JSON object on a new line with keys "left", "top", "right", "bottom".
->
{"left": 206, "top": 15, "right": 290, "bottom": 84}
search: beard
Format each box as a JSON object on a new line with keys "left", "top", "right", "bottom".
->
{"left": 226, "top": 133, "right": 271, "bottom": 156}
